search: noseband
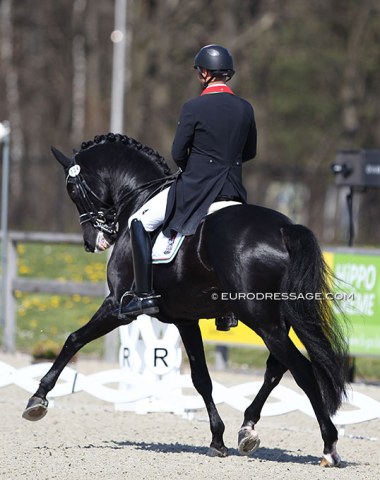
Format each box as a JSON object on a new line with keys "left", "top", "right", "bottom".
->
{"left": 66, "top": 164, "right": 118, "bottom": 240}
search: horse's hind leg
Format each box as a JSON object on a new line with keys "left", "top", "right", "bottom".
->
{"left": 263, "top": 333, "right": 341, "bottom": 467}
{"left": 177, "top": 322, "right": 228, "bottom": 457}
{"left": 22, "top": 297, "right": 120, "bottom": 421}
{"left": 238, "top": 353, "right": 287, "bottom": 455}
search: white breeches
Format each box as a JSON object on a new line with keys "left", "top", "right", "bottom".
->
{"left": 128, "top": 187, "right": 170, "bottom": 232}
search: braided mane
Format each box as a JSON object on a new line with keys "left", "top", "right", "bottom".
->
{"left": 79, "top": 132, "right": 172, "bottom": 176}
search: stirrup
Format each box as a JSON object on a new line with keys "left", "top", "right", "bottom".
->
{"left": 118, "top": 291, "right": 160, "bottom": 319}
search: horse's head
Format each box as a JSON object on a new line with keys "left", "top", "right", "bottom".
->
{"left": 52, "top": 133, "right": 173, "bottom": 252}
{"left": 51, "top": 146, "right": 117, "bottom": 253}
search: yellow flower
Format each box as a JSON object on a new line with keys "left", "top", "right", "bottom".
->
{"left": 50, "top": 296, "right": 61, "bottom": 308}
{"left": 21, "top": 298, "right": 32, "bottom": 308}
{"left": 17, "top": 244, "right": 26, "bottom": 254}
{"left": 64, "top": 254, "right": 74, "bottom": 263}
{"left": 19, "top": 265, "right": 30, "bottom": 275}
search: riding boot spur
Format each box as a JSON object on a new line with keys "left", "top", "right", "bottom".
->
{"left": 215, "top": 312, "right": 239, "bottom": 331}
{"left": 119, "top": 219, "right": 160, "bottom": 318}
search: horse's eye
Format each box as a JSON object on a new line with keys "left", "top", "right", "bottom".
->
{"left": 67, "top": 184, "right": 78, "bottom": 198}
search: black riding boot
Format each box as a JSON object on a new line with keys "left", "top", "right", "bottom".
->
{"left": 119, "top": 219, "right": 160, "bottom": 318}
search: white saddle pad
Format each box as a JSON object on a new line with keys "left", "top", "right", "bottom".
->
{"left": 152, "top": 200, "right": 241, "bottom": 264}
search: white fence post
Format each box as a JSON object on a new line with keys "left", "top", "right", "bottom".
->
{"left": 0, "top": 120, "right": 11, "bottom": 348}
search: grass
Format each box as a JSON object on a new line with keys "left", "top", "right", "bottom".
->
{"left": 10, "top": 242, "right": 107, "bottom": 357}
{"left": 351, "top": 357, "right": 380, "bottom": 383}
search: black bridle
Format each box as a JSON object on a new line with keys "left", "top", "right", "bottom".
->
{"left": 66, "top": 161, "right": 179, "bottom": 241}
{"left": 66, "top": 163, "right": 118, "bottom": 240}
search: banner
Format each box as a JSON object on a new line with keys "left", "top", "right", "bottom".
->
{"left": 200, "top": 249, "right": 380, "bottom": 356}
{"left": 327, "top": 250, "right": 380, "bottom": 355}
{"left": 199, "top": 319, "right": 302, "bottom": 350}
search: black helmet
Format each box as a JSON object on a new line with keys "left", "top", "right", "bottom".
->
{"left": 194, "top": 44, "right": 235, "bottom": 81}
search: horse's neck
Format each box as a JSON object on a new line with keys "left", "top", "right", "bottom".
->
{"left": 82, "top": 143, "right": 169, "bottom": 222}
{"left": 109, "top": 164, "right": 166, "bottom": 221}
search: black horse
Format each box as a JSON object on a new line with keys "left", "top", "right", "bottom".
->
{"left": 23, "top": 133, "right": 348, "bottom": 466}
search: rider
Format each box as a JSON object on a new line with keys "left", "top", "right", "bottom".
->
{"left": 120, "top": 44, "right": 257, "bottom": 321}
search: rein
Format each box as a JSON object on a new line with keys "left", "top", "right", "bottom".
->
{"left": 114, "top": 172, "right": 179, "bottom": 218}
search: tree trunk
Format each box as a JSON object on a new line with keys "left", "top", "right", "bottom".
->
{"left": 71, "top": 0, "right": 87, "bottom": 145}
{"left": 0, "top": 0, "right": 25, "bottom": 212}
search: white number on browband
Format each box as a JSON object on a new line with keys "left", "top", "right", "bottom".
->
{"left": 68, "top": 165, "right": 81, "bottom": 177}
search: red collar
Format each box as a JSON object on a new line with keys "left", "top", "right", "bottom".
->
{"left": 201, "top": 84, "right": 234, "bottom": 96}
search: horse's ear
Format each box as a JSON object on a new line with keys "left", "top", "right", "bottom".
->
{"left": 51, "top": 146, "right": 73, "bottom": 168}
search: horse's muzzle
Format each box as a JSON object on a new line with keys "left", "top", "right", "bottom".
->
{"left": 84, "top": 242, "right": 93, "bottom": 252}
{"left": 81, "top": 222, "right": 101, "bottom": 253}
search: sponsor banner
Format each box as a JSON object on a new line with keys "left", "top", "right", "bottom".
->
{"left": 328, "top": 251, "right": 380, "bottom": 355}
{"left": 200, "top": 250, "right": 380, "bottom": 356}
{"left": 199, "top": 318, "right": 302, "bottom": 350}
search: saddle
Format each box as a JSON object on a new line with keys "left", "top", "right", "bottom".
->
{"left": 152, "top": 199, "right": 241, "bottom": 264}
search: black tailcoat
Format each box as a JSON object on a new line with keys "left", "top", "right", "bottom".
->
{"left": 163, "top": 87, "right": 257, "bottom": 237}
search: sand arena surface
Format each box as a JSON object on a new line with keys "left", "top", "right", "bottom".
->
{"left": 1, "top": 352, "right": 379, "bottom": 480}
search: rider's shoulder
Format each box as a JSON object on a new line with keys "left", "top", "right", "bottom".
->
{"left": 234, "top": 95, "right": 255, "bottom": 115}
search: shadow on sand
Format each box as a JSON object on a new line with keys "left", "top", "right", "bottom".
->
{"left": 101, "top": 440, "right": 348, "bottom": 466}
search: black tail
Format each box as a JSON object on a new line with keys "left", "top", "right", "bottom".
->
{"left": 280, "top": 224, "right": 349, "bottom": 415}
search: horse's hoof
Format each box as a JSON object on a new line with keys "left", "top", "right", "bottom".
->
{"left": 207, "top": 445, "right": 229, "bottom": 457}
{"left": 320, "top": 453, "right": 341, "bottom": 467}
{"left": 238, "top": 427, "right": 260, "bottom": 456}
{"left": 320, "top": 442, "right": 341, "bottom": 467}
{"left": 22, "top": 396, "right": 49, "bottom": 421}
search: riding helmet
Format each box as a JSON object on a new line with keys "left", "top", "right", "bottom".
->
{"left": 194, "top": 44, "right": 235, "bottom": 80}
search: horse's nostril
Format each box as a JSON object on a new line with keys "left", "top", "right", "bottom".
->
{"left": 84, "top": 241, "right": 93, "bottom": 252}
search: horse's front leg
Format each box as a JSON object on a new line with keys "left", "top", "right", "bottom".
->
{"left": 177, "top": 322, "right": 228, "bottom": 457}
{"left": 238, "top": 352, "right": 287, "bottom": 455}
{"left": 22, "top": 296, "right": 121, "bottom": 421}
